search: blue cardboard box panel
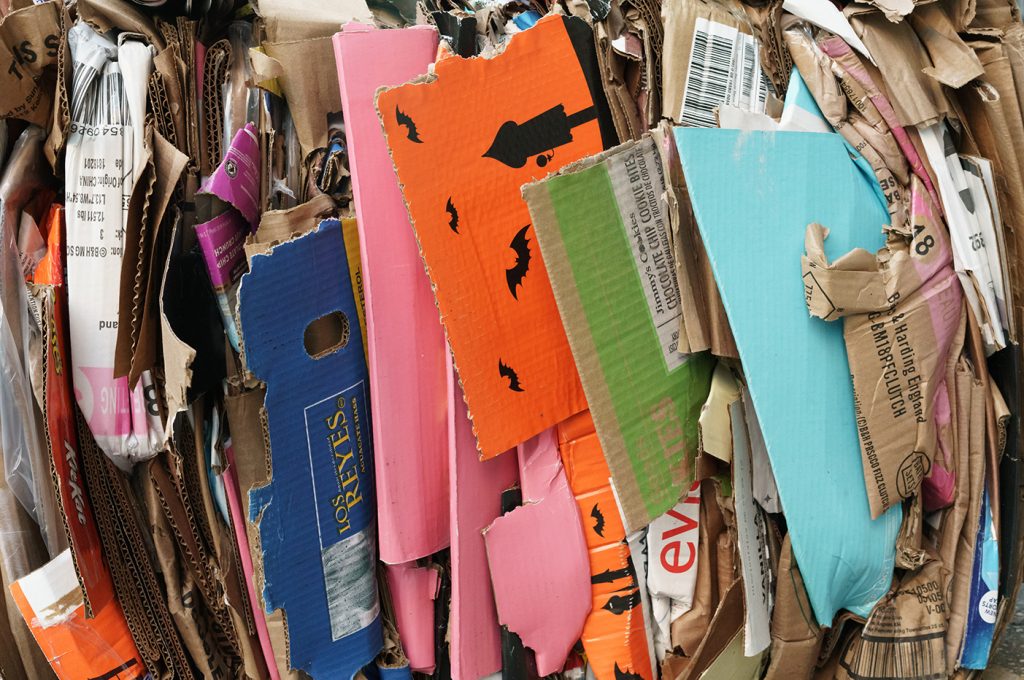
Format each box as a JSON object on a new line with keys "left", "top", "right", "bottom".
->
{"left": 239, "top": 219, "right": 382, "bottom": 679}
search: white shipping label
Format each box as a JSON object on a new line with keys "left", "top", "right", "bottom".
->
{"left": 680, "top": 18, "right": 771, "bottom": 128}
{"left": 608, "top": 139, "right": 684, "bottom": 370}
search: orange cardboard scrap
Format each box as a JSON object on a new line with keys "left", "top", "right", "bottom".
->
{"left": 378, "top": 14, "right": 615, "bottom": 457}
{"left": 557, "top": 411, "right": 655, "bottom": 680}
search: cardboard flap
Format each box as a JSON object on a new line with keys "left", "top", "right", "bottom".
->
{"left": 255, "top": 0, "right": 372, "bottom": 43}
{"left": 484, "top": 429, "right": 591, "bottom": 676}
{"left": 334, "top": 23, "right": 450, "bottom": 566}
{"left": 524, "top": 137, "right": 714, "bottom": 530}
{"left": 241, "top": 227, "right": 359, "bottom": 381}
{"left": 557, "top": 411, "right": 657, "bottom": 680}
{"left": 263, "top": 36, "right": 343, "bottom": 154}
{"left": 0, "top": 1, "right": 61, "bottom": 126}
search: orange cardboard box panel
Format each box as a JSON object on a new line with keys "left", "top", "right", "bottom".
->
{"left": 378, "top": 15, "right": 615, "bottom": 457}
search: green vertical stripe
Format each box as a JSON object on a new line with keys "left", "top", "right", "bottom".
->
{"left": 545, "top": 161, "right": 713, "bottom": 518}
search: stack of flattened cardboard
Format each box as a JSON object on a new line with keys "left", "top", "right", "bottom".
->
{"left": 0, "top": 0, "right": 1022, "bottom": 678}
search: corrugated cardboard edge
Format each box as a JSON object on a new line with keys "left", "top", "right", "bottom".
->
{"left": 521, "top": 138, "right": 647, "bottom": 530}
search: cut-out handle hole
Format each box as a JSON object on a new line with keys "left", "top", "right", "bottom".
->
{"left": 304, "top": 311, "right": 350, "bottom": 359}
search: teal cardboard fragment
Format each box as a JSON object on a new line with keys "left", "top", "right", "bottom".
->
{"left": 675, "top": 128, "right": 901, "bottom": 625}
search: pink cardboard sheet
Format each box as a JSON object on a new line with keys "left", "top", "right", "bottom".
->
{"left": 386, "top": 562, "right": 440, "bottom": 673}
{"left": 333, "top": 24, "right": 449, "bottom": 564}
{"left": 224, "top": 441, "right": 280, "bottom": 680}
{"left": 448, "top": 354, "right": 518, "bottom": 680}
{"left": 483, "top": 428, "right": 590, "bottom": 676}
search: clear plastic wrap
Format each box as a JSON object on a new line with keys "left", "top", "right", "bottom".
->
{"left": 0, "top": 125, "right": 64, "bottom": 557}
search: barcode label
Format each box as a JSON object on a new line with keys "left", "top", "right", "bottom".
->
{"left": 679, "top": 18, "right": 770, "bottom": 127}
{"left": 840, "top": 633, "right": 945, "bottom": 679}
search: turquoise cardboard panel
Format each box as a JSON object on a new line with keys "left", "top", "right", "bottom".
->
{"left": 675, "top": 128, "right": 901, "bottom": 625}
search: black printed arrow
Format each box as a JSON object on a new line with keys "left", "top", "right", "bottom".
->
{"left": 591, "top": 566, "right": 633, "bottom": 585}
{"left": 483, "top": 104, "right": 597, "bottom": 169}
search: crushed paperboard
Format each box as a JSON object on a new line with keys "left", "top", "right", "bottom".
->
{"left": 10, "top": 548, "right": 146, "bottom": 680}
{"left": 802, "top": 178, "right": 963, "bottom": 518}
{"left": 385, "top": 562, "right": 439, "bottom": 673}
{"left": 557, "top": 410, "right": 656, "bottom": 680}
{"left": 762, "top": 534, "right": 822, "bottom": 680}
{"left": 729, "top": 399, "right": 771, "bottom": 656}
{"left": 483, "top": 428, "right": 591, "bottom": 676}
{"left": 0, "top": 1, "right": 61, "bottom": 127}
{"left": 648, "top": 480, "right": 701, "bottom": 662}
{"left": 239, "top": 220, "right": 381, "bottom": 679}
{"left": 838, "top": 560, "right": 948, "bottom": 679}
{"left": 698, "top": 363, "right": 740, "bottom": 463}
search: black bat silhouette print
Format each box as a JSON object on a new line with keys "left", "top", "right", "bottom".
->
{"left": 602, "top": 590, "right": 641, "bottom": 615}
{"left": 614, "top": 664, "right": 643, "bottom": 680}
{"left": 446, "top": 197, "right": 459, "bottom": 234}
{"left": 395, "top": 106, "right": 422, "bottom": 143}
{"left": 498, "top": 359, "right": 523, "bottom": 392}
{"left": 591, "top": 503, "right": 606, "bottom": 537}
{"left": 506, "top": 225, "right": 531, "bottom": 299}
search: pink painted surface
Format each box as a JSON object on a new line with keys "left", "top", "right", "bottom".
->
{"left": 447, "top": 353, "right": 517, "bottom": 680}
{"left": 924, "top": 386, "right": 956, "bottom": 511}
{"left": 817, "top": 36, "right": 940, "bottom": 211}
{"left": 333, "top": 24, "right": 449, "bottom": 564}
{"left": 224, "top": 441, "right": 280, "bottom": 680}
{"left": 386, "top": 562, "right": 440, "bottom": 673}
{"left": 483, "top": 429, "right": 591, "bottom": 676}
